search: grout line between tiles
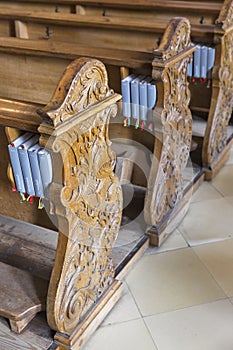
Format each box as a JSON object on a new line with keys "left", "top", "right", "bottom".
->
{"left": 141, "top": 297, "right": 231, "bottom": 320}
{"left": 141, "top": 316, "right": 160, "bottom": 350}
{"left": 124, "top": 279, "right": 145, "bottom": 319}
{"left": 99, "top": 315, "right": 142, "bottom": 329}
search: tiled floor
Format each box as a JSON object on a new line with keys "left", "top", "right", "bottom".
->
{"left": 83, "top": 147, "right": 233, "bottom": 350}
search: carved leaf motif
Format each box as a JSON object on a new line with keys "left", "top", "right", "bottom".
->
{"left": 41, "top": 58, "right": 123, "bottom": 334}
{"left": 47, "top": 59, "right": 113, "bottom": 126}
{"left": 154, "top": 17, "right": 192, "bottom": 61}
{"left": 57, "top": 241, "right": 116, "bottom": 333}
{"left": 146, "top": 55, "right": 192, "bottom": 226}
{"left": 216, "top": 0, "right": 233, "bottom": 30}
{"left": 206, "top": 28, "right": 233, "bottom": 164}
{"left": 48, "top": 104, "right": 122, "bottom": 334}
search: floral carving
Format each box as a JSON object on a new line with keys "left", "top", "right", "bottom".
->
{"left": 144, "top": 18, "right": 193, "bottom": 227}
{"left": 216, "top": 0, "right": 233, "bottom": 30}
{"left": 154, "top": 17, "right": 192, "bottom": 61}
{"left": 204, "top": 27, "right": 233, "bottom": 165}
{"left": 42, "top": 58, "right": 113, "bottom": 127}
{"left": 47, "top": 104, "right": 122, "bottom": 334}
{"left": 40, "top": 59, "right": 122, "bottom": 334}
{"left": 146, "top": 57, "right": 192, "bottom": 226}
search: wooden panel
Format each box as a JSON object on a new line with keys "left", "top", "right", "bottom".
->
{"left": 0, "top": 261, "right": 49, "bottom": 332}
{"left": 0, "top": 231, "right": 55, "bottom": 279}
{"left": 0, "top": 19, "right": 12, "bottom": 36}
{"left": 0, "top": 98, "right": 43, "bottom": 132}
{"left": 75, "top": 0, "right": 222, "bottom": 26}
{"left": 0, "top": 53, "right": 69, "bottom": 104}
{"left": 25, "top": 22, "right": 161, "bottom": 52}
{"left": 0, "top": 316, "right": 53, "bottom": 350}
{"left": 0, "top": 37, "right": 154, "bottom": 69}
{"left": 0, "top": 1, "right": 73, "bottom": 13}
{"left": 0, "top": 9, "right": 217, "bottom": 42}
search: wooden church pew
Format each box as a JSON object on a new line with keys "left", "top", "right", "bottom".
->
{"left": 71, "top": 0, "right": 233, "bottom": 179}
{"left": 0, "top": 18, "right": 194, "bottom": 349}
{"left": 0, "top": 14, "right": 196, "bottom": 245}
{"left": 4, "top": 0, "right": 230, "bottom": 179}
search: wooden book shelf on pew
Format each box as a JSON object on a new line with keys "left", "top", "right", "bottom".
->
{"left": 0, "top": 18, "right": 195, "bottom": 349}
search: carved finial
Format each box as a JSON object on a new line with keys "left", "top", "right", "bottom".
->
{"left": 216, "top": 0, "right": 233, "bottom": 30}
{"left": 38, "top": 58, "right": 113, "bottom": 127}
{"left": 153, "top": 17, "right": 192, "bottom": 61}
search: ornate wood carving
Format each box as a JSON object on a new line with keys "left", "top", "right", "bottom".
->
{"left": 203, "top": 13, "right": 233, "bottom": 166}
{"left": 216, "top": 0, "right": 233, "bottom": 30}
{"left": 39, "top": 58, "right": 114, "bottom": 127}
{"left": 39, "top": 58, "right": 122, "bottom": 334}
{"left": 144, "top": 18, "right": 193, "bottom": 227}
{"left": 153, "top": 17, "right": 192, "bottom": 61}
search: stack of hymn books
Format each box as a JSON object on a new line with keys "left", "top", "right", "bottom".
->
{"left": 121, "top": 74, "right": 157, "bottom": 129}
{"left": 8, "top": 132, "right": 52, "bottom": 199}
{"left": 187, "top": 44, "right": 215, "bottom": 81}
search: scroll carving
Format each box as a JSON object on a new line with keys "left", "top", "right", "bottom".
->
{"left": 47, "top": 104, "right": 122, "bottom": 334}
{"left": 144, "top": 18, "right": 193, "bottom": 227}
{"left": 216, "top": 0, "right": 233, "bottom": 30}
{"left": 40, "top": 59, "right": 122, "bottom": 334}
{"left": 204, "top": 27, "right": 233, "bottom": 165}
{"left": 154, "top": 17, "right": 192, "bottom": 61}
{"left": 145, "top": 58, "right": 192, "bottom": 226}
{"left": 39, "top": 58, "right": 114, "bottom": 127}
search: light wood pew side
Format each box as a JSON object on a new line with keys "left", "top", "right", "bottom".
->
{"left": 0, "top": 1, "right": 231, "bottom": 180}
{"left": 0, "top": 16, "right": 195, "bottom": 247}
{"left": 0, "top": 18, "right": 194, "bottom": 349}
{"left": 0, "top": 56, "right": 124, "bottom": 349}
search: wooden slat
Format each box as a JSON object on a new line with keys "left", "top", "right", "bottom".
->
{"left": 76, "top": 0, "right": 223, "bottom": 12}
{"left": 0, "top": 9, "right": 167, "bottom": 33}
{"left": 1, "top": 0, "right": 223, "bottom": 13}
{"left": 0, "top": 262, "right": 49, "bottom": 332}
{"left": 0, "top": 9, "right": 217, "bottom": 35}
{"left": 0, "top": 316, "right": 53, "bottom": 350}
{"left": 0, "top": 231, "right": 55, "bottom": 279}
{"left": 0, "top": 37, "right": 153, "bottom": 68}
{"left": 0, "top": 98, "right": 43, "bottom": 132}
{"left": 0, "top": 213, "right": 148, "bottom": 280}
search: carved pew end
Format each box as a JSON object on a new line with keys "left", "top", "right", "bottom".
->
{"left": 54, "top": 280, "right": 122, "bottom": 350}
{"left": 147, "top": 169, "right": 205, "bottom": 247}
{"left": 204, "top": 137, "right": 233, "bottom": 180}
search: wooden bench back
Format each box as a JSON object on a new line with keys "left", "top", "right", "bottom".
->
{"left": 0, "top": 0, "right": 229, "bottom": 44}
{"left": 0, "top": 51, "right": 70, "bottom": 105}
{"left": 0, "top": 10, "right": 169, "bottom": 53}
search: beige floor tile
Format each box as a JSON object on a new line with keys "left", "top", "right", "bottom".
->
{"left": 211, "top": 164, "right": 233, "bottom": 197}
{"left": 193, "top": 239, "right": 233, "bottom": 297}
{"left": 178, "top": 197, "right": 233, "bottom": 245}
{"left": 83, "top": 319, "right": 158, "bottom": 350}
{"left": 125, "top": 248, "right": 225, "bottom": 316}
{"left": 144, "top": 299, "right": 233, "bottom": 350}
{"left": 225, "top": 195, "right": 233, "bottom": 207}
{"left": 190, "top": 182, "right": 222, "bottom": 203}
{"left": 225, "top": 145, "right": 233, "bottom": 166}
{"left": 102, "top": 282, "right": 141, "bottom": 326}
{"left": 144, "top": 229, "right": 188, "bottom": 255}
